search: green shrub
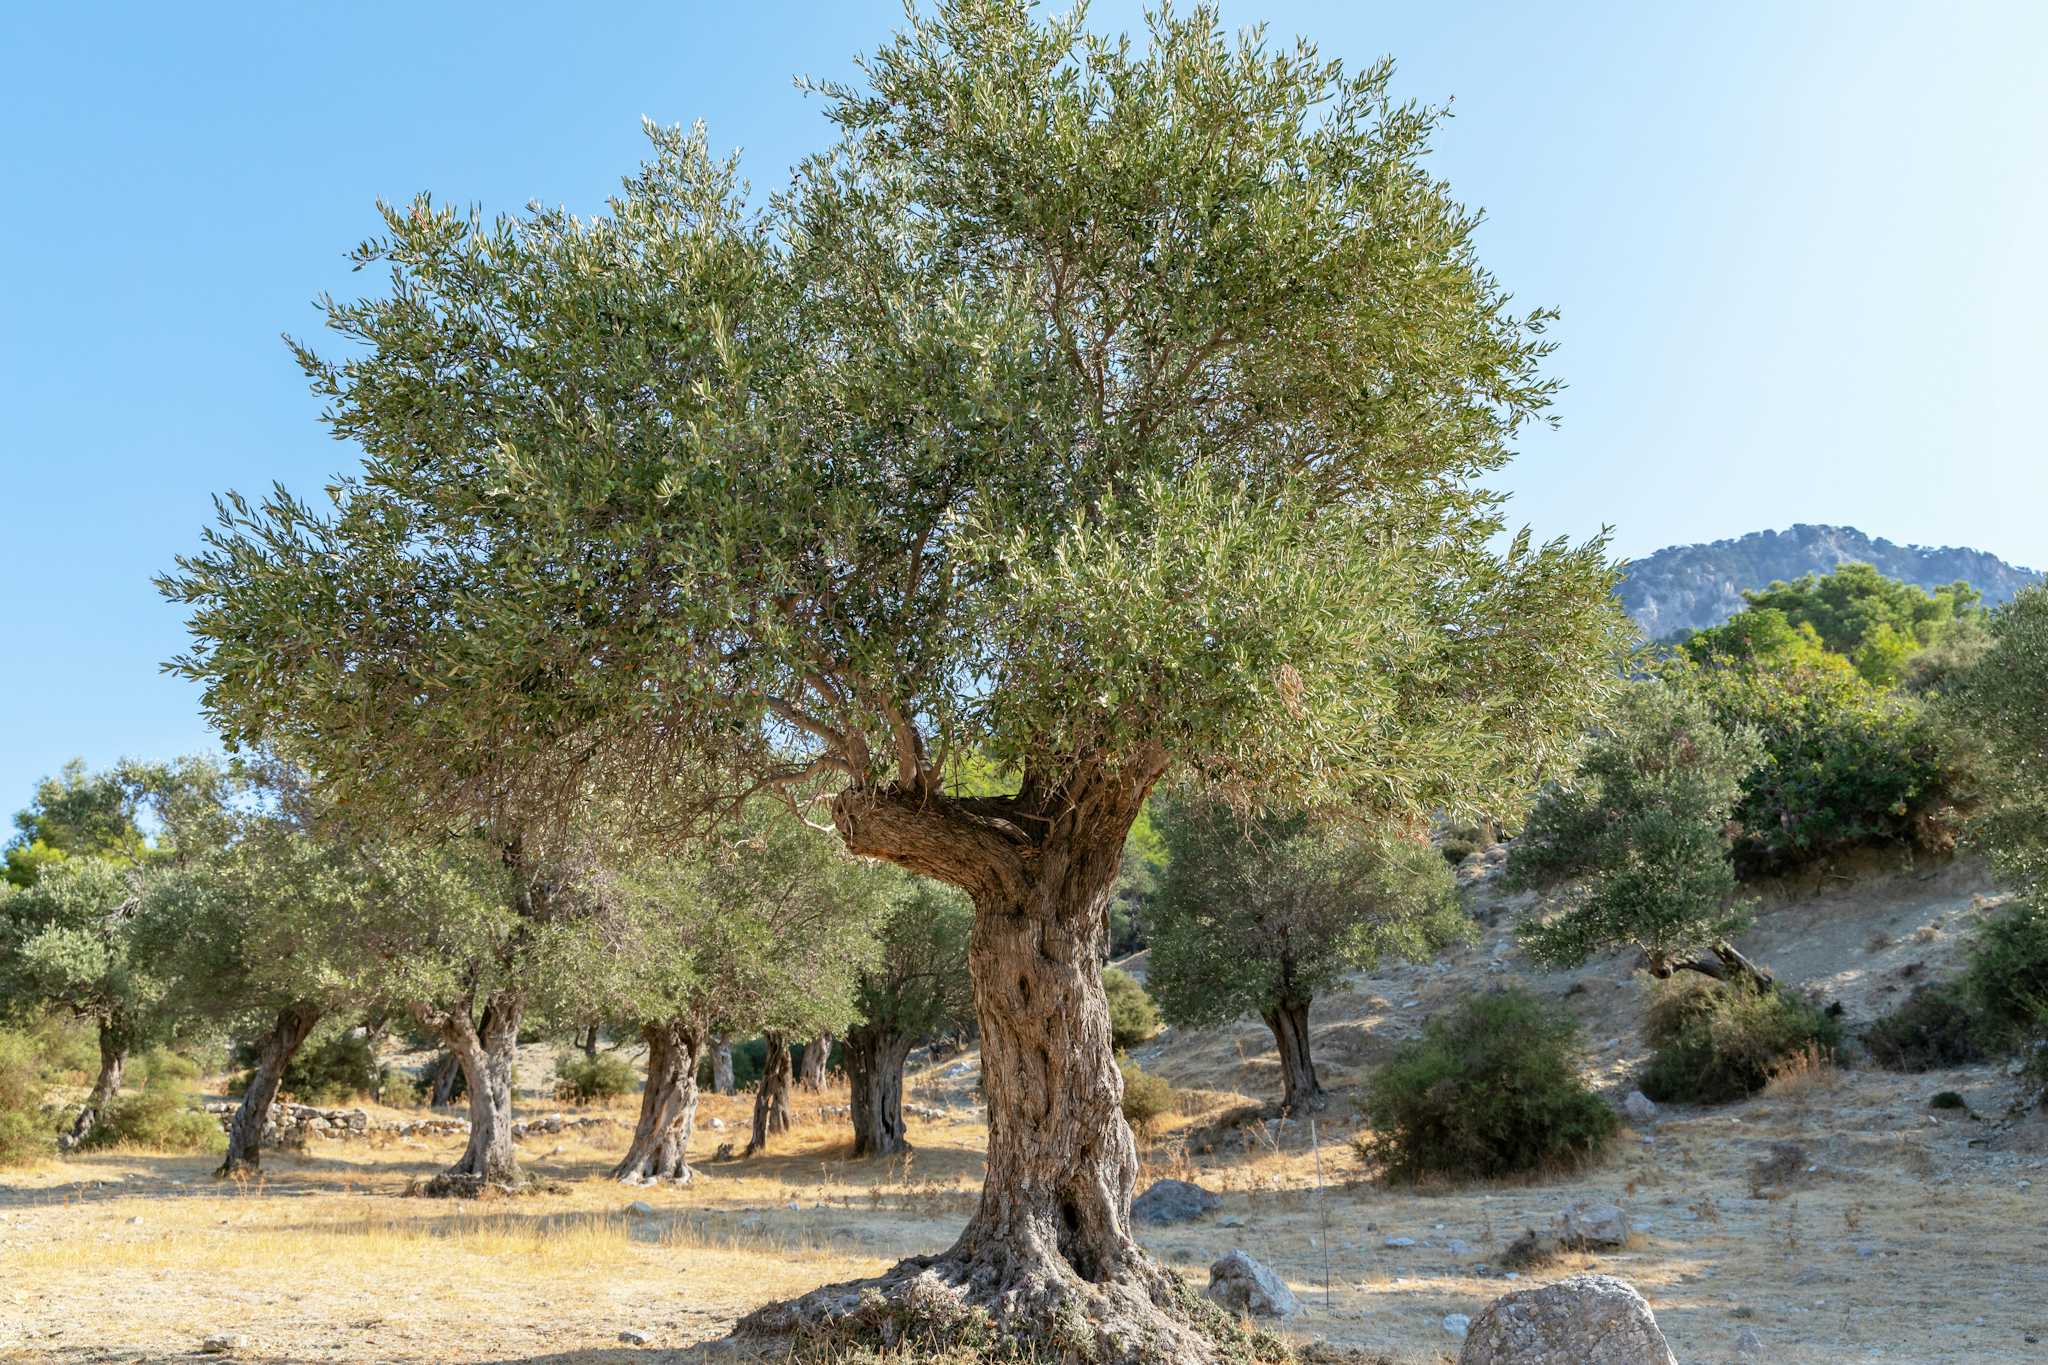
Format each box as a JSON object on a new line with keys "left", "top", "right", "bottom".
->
{"left": 1104, "top": 967, "right": 1161, "bottom": 1052}
{"left": 1118, "top": 1059, "right": 1175, "bottom": 1135}
{"left": 1929, "top": 1090, "right": 1967, "bottom": 1110}
{"left": 1862, "top": 987, "right": 1984, "bottom": 1071}
{"left": 555, "top": 1052, "right": 638, "bottom": 1106}
{"left": 29, "top": 1014, "right": 99, "bottom": 1083}
{"left": 1359, "top": 988, "right": 1617, "bottom": 1183}
{"left": 81, "top": 1087, "right": 223, "bottom": 1153}
{"left": 1960, "top": 900, "right": 2048, "bottom": 1046}
{"left": 1639, "top": 977, "right": 1841, "bottom": 1104}
{"left": 0, "top": 1029, "right": 53, "bottom": 1168}
{"left": 1438, "top": 837, "right": 1480, "bottom": 867}
{"left": 136, "top": 1046, "right": 201, "bottom": 1092}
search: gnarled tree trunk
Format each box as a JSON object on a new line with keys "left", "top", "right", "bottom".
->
{"left": 62, "top": 1026, "right": 126, "bottom": 1150}
{"left": 218, "top": 1003, "right": 322, "bottom": 1177}
{"left": 796, "top": 1032, "right": 831, "bottom": 1092}
{"left": 581, "top": 1022, "right": 601, "bottom": 1061}
{"left": 744, "top": 757, "right": 1248, "bottom": 1362}
{"left": 1262, "top": 997, "right": 1324, "bottom": 1114}
{"left": 613, "top": 1017, "right": 704, "bottom": 1184}
{"left": 842, "top": 1023, "right": 914, "bottom": 1158}
{"left": 745, "top": 1031, "right": 792, "bottom": 1155}
{"left": 709, "top": 1035, "right": 735, "bottom": 1095}
{"left": 417, "top": 993, "right": 524, "bottom": 1194}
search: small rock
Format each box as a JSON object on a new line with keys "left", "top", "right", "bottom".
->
{"left": 1205, "top": 1250, "right": 1300, "bottom": 1319}
{"left": 1132, "top": 1178, "right": 1221, "bottom": 1225}
{"left": 1735, "top": 1326, "right": 1764, "bottom": 1357}
{"left": 1384, "top": 1235, "right": 1417, "bottom": 1247}
{"left": 200, "top": 1334, "right": 247, "bottom": 1356}
{"left": 1552, "top": 1200, "right": 1628, "bottom": 1249}
{"left": 1447, "top": 1239, "right": 1474, "bottom": 1256}
{"left": 618, "top": 1329, "right": 651, "bottom": 1345}
{"left": 1458, "top": 1274, "right": 1676, "bottom": 1364}
{"left": 624, "top": 1200, "right": 654, "bottom": 1217}
{"left": 1623, "top": 1091, "right": 1658, "bottom": 1124}
{"left": 127, "top": 1216, "right": 144, "bottom": 1225}
{"left": 1443, "top": 1313, "right": 1472, "bottom": 1337}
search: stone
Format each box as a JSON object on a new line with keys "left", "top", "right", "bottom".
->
{"left": 1623, "top": 1091, "right": 1658, "bottom": 1124}
{"left": 200, "top": 1334, "right": 248, "bottom": 1356}
{"left": 1735, "top": 1326, "right": 1764, "bottom": 1357}
{"left": 1443, "top": 1313, "right": 1472, "bottom": 1337}
{"left": 624, "top": 1200, "right": 655, "bottom": 1217}
{"left": 1131, "top": 1178, "right": 1220, "bottom": 1225}
{"left": 1458, "top": 1274, "right": 1676, "bottom": 1365}
{"left": 1205, "top": 1250, "right": 1300, "bottom": 1319}
{"left": 1384, "top": 1235, "right": 1417, "bottom": 1247}
{"left": 1553, "top": 1200, "right": 1629, "bottom": 1249}
{"left": 618, "top": 1330, "right": 651, "bottom": 1345}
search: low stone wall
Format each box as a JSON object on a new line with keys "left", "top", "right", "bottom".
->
{"left": 203, "top": 1102, "right": 619, "bottom": 1145}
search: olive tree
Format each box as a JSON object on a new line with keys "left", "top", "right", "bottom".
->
{"left": 1147, "top": 798, "right": 1467, "bottom": 1114}
{"left": 843, "top": 875, "right": 974, "bottom": 1158}
{"left": 1506, "top": 679, "right": 1771, "bottom": 985}
{"left": 1953, "top": 586, "right": 2048, "bottom": 900}
{"left": 161, "top": 4, "right": 1622, "bottom": 1353}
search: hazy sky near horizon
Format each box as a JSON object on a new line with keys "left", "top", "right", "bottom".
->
{"left": 3, "top": 1, "right": 2044, "bottom": 808}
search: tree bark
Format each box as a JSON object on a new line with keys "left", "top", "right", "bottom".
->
{"left": 745, "top": 1031, "right": 793, "bottom": 1155}
{"left": 417, "top": 993, "right": 524, "bottom": 1194}
{"left": 709, "top": 1035, "right": 735, "bottom": 1095}
{"left": 842, "top": 1023, "right": 914, "bottom": 1159}
{"left": 796, "top": 1032, "right": 831, "bottom": 1092}
{"left": 1262, "top": 997, "right": 1325, "bottom": 1115}
{"left": 426, "top": 1049, "right": 464, "bottom": 1106}
{"left": 218, "top": 1003, "right": 322, "bottom": 1177}
{"left": 743, "top": 758, "right": 1237, "bottom": 1361}
{"left": 612, "top": 1018, "right": 704, "bottom": 1184}
{"left": 62, "top": 1026, "right": 126, "bottom": 1149}
{"left": 581, "top": 1022, "right": 600, "bottom": 1061}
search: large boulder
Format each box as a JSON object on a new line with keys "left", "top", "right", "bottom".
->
{"left": 1553, "top": 1200, "right": 1629, "bottom": 1249}
{"left": 1132, "top": 1178, "right": 1220, "bottom": 1225}
{"left": 1204, "top": 1250, "right": 1300, "bottom": 1319}
{"left": 1459, "top": 1274, "right": 1677, "bottom": 1365}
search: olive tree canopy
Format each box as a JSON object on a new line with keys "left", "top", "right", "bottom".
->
{"left": 163, "top": 3, "right": 1623, "bottom": 1356}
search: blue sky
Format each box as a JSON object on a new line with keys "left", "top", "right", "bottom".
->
{"left": 3, "top": 1, "right": 2044, "bottom": 809}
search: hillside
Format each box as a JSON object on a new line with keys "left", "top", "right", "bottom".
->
{"left": 1617, "top": 524, "right": 2041, "bottom": 639}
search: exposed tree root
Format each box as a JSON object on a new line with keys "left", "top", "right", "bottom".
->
{"left": 410, "top": 1171, "right": 564, "bottom": 1199}
{"left": 737, "top": 1247, "right": 1295, "bottom": 1365}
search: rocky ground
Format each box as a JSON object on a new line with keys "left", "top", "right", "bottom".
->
{"left": 3, "top": 853, "right": 2043, "bottom": 1363}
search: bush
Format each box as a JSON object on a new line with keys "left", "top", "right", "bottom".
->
{"left": 1359, "top": 988, "right": 1617, "bottom": 1183}
{"left": 555, "top": 1053, "right": 638, "bottom": 1106}
{"left": 136, "top": 1046, "right": 201, "bottom": 1092}
{"left": 1118, "top": 1058, "right": 1174, "bottom": 1135}
{"left": 1438, "top": 837, "right": 1480, "bottom": 867}
{"left": 1862, "top": 987, "right": 1985, "bottom": 1071}
{"left": 81, "top": 1087, "right": 222, "bottom": 1153}
{"left": 1104, "top": 967, "right": 1161, "bottom": 1052}
{"left": 1639, "top": 977, "right": 1841, "bottom": 1104}
{"left": 0, "top": 1029, "right": 52, "bottom": 1168}
{"left": 1960, "top": 900, "right": 2048, "bottom": 1046}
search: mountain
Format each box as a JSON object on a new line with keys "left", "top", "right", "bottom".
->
{"left": 1616, "top": 524, "right": 2042, "bottom": 640}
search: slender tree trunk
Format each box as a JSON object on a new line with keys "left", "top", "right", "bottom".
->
{"left": 581, "top": 1022, "right": 601, "bottom": 1061}
{"left": 709, "top": 1035, "right": 735, "bottom": 1096}
{"left": 746, "top": 758, "right": 1229, "bottom": 1361}
{"left": 843, "top": 1024, "right": 914, "bottom": 1159}
{"left": 62, "top": 1026, "right": 126, "bottom": 1149}
{"left": 745, "top": 1032, "right": 792, "bottom": 1156}
{"left": 218, "top": 1003, "right": 322, "bottom": 1177}
{"left": 427, "top": 1050, "right": 464, "bottom": 1106}
{"left": 796, "top": 1032, "right": 831, "bottom": 1092}
{"left": 1261, "top": 997, "right": 1324, "bottom": 1114}
{"left": 417, "top": 993, "right": 524, "bottom": 1194}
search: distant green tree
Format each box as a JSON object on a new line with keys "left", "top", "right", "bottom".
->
{"left": 1148, "top": 799, "right": 1467, "bottom": 1112}
{"left": 841, "top": 875, "right": 973, "bottom": 1158}
{"left": 1689, "top": 563, "right": 1985, "bottom": 688}
{"left": 1101, "top": 966, "right": 1161, "bottom": 1052}
{"left": 1953, "top": 586, "right": 2048, "bottom": 907}
{"left": 1507, "top": 680, "right": 1770, "bottom": 986}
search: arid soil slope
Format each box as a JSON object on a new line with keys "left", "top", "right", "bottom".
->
{"left": 3, "top": 855, "right": 2043, "bottom": 1364}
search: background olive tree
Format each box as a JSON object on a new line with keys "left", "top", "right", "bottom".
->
{"left": 162, "top": 3, "right": 1624, "bottom": 1354}
{"left": 1147, "top": 797, "right": 1466, "bottom": 1113}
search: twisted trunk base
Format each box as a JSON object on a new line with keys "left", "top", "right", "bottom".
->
{"left": 709, "top": 1036, "right": 735, "bottom": 1095}
{"left": 1264, "top": 997, "right": 1325, "bottom": 1115}
{"left": 219, "top": 1004, "right": 322, "bottom": 1177}
{"left": 417, "top": 994, "right": 524, "bottom": 1196}
{"left": 612, "top": 1018, "right": 703, "bottom": 1184}
{"left": 844, "top": 1025, "right": 913, "bottom": 1159}
{"left": 797, "top": 1032, "right": 831, "bottom": 1092}
{"left": 741, "top": 763, "right": 1277, "bottom": 1362}
{"left": 745, "top": 1032, "right": 793, "bottom": 1156}
{"left": 60, "top": 1029, "right": 126, "bottom": 1151}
